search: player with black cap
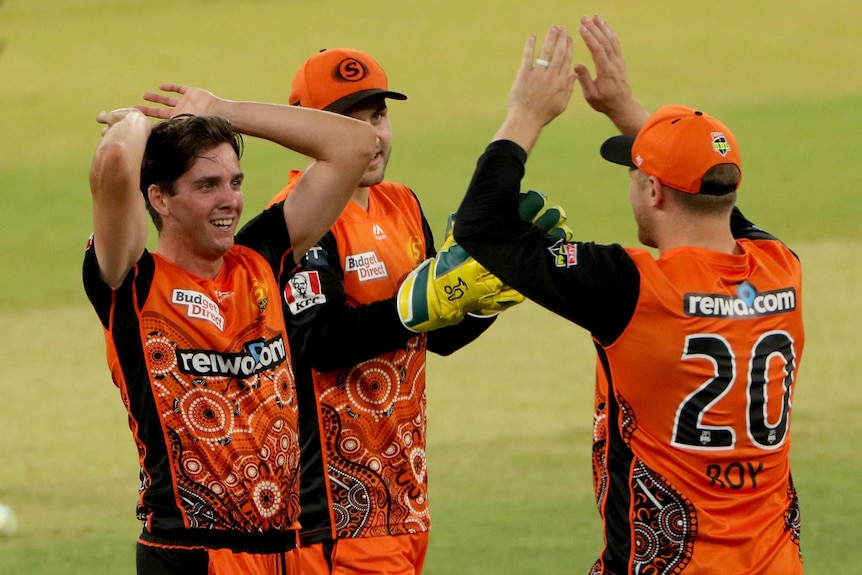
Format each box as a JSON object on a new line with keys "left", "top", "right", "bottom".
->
{"left": 454, "top": 18, "right": 805, "bottom": 574}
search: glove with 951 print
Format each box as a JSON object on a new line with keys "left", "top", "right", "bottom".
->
{"left": 396, "top": 212, "right": 524, "bottom": 332}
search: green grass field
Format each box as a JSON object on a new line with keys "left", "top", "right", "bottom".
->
{"left": 1, "top": 1, "right": 860, "bottom": 573}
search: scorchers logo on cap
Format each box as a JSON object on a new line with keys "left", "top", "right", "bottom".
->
{"left": 335, "top": 57, "right": 368, "bottom": 82}
{"left": 283, "top": 271, "right": 326, "bottom": 315}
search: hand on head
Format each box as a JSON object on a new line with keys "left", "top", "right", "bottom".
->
{"left": 95, "top": 107, "right": 146, "bottom": 136}
{"left": 136, "top": 83, "right": 222, "bottom": 120}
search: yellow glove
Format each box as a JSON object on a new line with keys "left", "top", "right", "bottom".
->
{"left": 397, "top": 213, "right": 524, "bottom": 332}
{"left": 396, "top": 191, "right": 572, "bottom": 332}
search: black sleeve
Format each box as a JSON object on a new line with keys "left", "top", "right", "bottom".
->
{"left": 82, "top": 239, "right": 153, "bottom": 329}
{"left": 285, "top": 190, "right": 499, "bottom": 370}
{"left": 426, "top": 313, "right": 496, "bottom": 356}
{"left": 281, "top": 231, "right": 417, "bottom": 373}
{"left": 454, "top": 139, "right": 640, "bottom": 344}
{"left": 730, "top": 206, "right": 779, "bottom": 241}
{"left": 236, "top": 201, "right": 297, "bottom": 275}
{"left": 730, "top": 206, "right": 800, "bottom": 260}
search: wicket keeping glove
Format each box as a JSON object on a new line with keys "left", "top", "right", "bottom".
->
{"left": 396, "top": 191, "right": 572, "bottom": 332}
{"left": 397, "top": 213, "right": 524, "bottom": 332}
{"left": 518, "top": 189, "right": 574, "bottom": 241}
{"left": 465, "top": 190, "right": 573, "bottom": 318}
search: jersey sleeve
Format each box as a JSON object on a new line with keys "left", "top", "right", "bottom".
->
{"left": 83, "top": 237, "right": 154, "bottom": 329}
{"left": 454, "top": 139, "right": 640, "bottom": 344}
{"left": 236, "top": 202, "right": 298, "bottom": 278}
{"left": 282, "top": 231, "right": 417, "bottom": 373}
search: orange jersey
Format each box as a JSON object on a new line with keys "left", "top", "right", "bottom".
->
{"left": 587, "top": 241, "right": 804, "bottom": 574}
{"left": 455, "top": 140, "right": 806, "bottom": 575}
{"left": 83, "top": 207, "right": 301, "bottom": 551}
{"left": 273, "top": 172, "right": 432, "bottom": 542}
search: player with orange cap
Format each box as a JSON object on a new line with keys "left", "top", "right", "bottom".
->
{"left": 455, "top": 18, "right": 805, "bottom": 574}
{"left": 269, "top": 48, "right": 519, "bottom": 574}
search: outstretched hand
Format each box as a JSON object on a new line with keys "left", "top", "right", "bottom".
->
{"left": 508, "top": 25, "right": 577, "bottom": 130}
{"left": 135, "top": 83, "right": 223, "bottom": 120}
{"left": 574, "top": 15, "right": 649, "bottom": 135}
{"left": 494, "top": 26, "right": 577, "bottom": 153}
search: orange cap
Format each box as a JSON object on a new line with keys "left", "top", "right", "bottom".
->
{"left": 601, "top": 105, "right": 741, "bottom": 195}
{"left": 289, "top": 48, "right": 407, "bottom": 113}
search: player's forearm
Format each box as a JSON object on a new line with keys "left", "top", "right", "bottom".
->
{"left": 294, "top": 298, "right": 414, "bottom": 372}
{"left": 218, "top": 102, "right": 376, "bottom": 257}
{"left": 492, "top": 109, "right": 547, "bottom": 156}
{"left": 211, "top": 99, "right": 376, "bottom": 164}
{"left": 427, "top": 313, "right": 496, "bottom": 356}
{"left": 89, "top": 110, "right": 150, "bottom": 288}
{"left": 604, "top": 97, "right": 650, "bottom": 136}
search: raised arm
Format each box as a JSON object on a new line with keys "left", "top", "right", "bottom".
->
{"left": 89, "top": 108, "right": 151, "bottom": 288}
{"left": 573, "top": 14, "right": 649, "bottom": 135}
{"left": 138, "top": 84, "right": 377, "bottom": 257}
{"left": 492, "top": 26, "right": 577, "bottom": 154}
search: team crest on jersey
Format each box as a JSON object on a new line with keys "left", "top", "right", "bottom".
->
{"left": 283, "top": 271, "right": 326, "bottom": 315}
{"left": 172, "top": 289, "right": 225, "bottom": 331}
{"left": 344, "top": 251, "right": 388, "bottom": 282}
{"left": 711, "top": 131, "right": 731, "bottom": 157}
{"left": 547, "top": 238, "right": 578, "bottom": 268}
{"left": 408, "top": 235, "right": 423, "bottom": 264}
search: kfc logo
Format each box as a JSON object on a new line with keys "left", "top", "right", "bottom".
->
{"left": 283, "top": 271, "right": 326, "bottom": 315}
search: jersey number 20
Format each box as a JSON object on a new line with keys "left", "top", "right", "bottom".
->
{"left": 671, "top": 331, "right": 797, "bottom": 451}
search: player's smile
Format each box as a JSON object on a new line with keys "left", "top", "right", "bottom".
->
{"left": 211, "top": 217, "right": 235, "bottom": 230}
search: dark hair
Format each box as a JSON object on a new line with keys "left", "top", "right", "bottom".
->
{"left": 140, "top": 115, "right": 243, "bottom": 229}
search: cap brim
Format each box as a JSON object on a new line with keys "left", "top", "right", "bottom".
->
{"left": 325, "top": 89, "right": 408, "bottom": 114}
{"left": 600, "top": 135, "right": 636, "bottom": 168}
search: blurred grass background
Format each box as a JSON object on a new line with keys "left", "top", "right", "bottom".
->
{"left": 0, "top": 0, "right": 860, "bottom": 573}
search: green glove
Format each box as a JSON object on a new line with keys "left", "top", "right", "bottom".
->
{"left": 465, "top": 190, "right": 574, "bottom": 318}
{"left": 397, "top": 213, "right": 524, "bottom": 332}
{"left": 518, "top": 189, "right": 573, "bottom": 241}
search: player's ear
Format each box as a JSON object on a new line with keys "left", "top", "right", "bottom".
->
{"left": 148, "top": 184, "right": 170, "bottom": 216}
{"left": 647, "top": 176, "right": 664, "bottom": 208}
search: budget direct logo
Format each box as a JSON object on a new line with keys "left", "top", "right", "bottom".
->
{"left": 176, "top": 336, "right": 287, "bottom": 378}
{"left": 172, "top": 289, "right": 225, "bottom": 331}
{"left": 684, "top": 282, "right": 796, "bottom": 318}
{"left": 344, "top": 251, "right": 388, "bottom": 282}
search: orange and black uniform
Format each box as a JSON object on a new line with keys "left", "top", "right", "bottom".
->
{"left": 271, "top": 172, "right": 493, "bottom": 569}
{"left": 454, "top": 140, "right": 805, "bottom": 575}
{"left": 83, "top": 205, "right": 302, "bottom": 574}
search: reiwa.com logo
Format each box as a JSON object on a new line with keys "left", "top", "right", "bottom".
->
{"left": 684, "top": 281, "right": 796, "bottom": 318}
{"left": 176, "top": 336, "right": 287, "bottom": 378}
